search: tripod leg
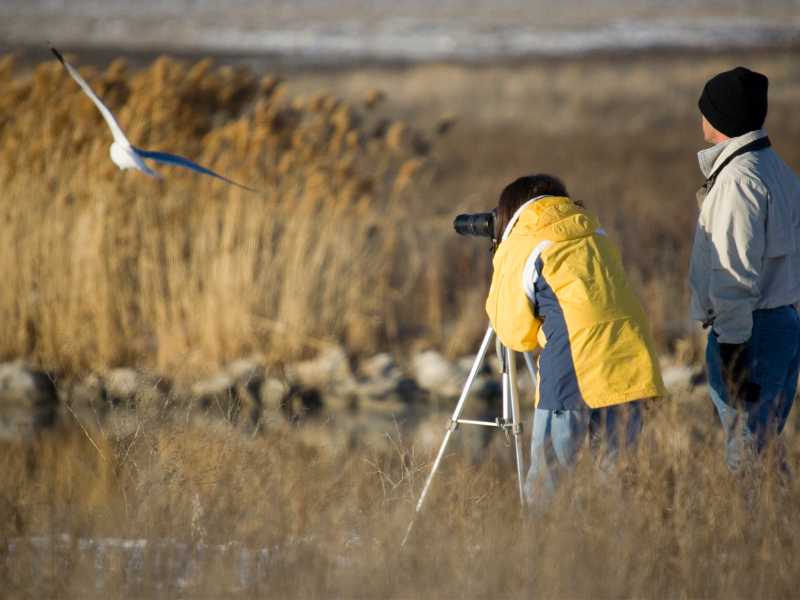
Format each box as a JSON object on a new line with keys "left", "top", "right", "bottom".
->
{"left": 508, "top": 349, "right": 527, "bottom": 507}
{"left": 401, "top": 325, "right": 495, "bottom": 547}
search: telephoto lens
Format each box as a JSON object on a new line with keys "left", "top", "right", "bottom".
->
{"left": 453, "top": 210, "right": 496, "bottom": 238}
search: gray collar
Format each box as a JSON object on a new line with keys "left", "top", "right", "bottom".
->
{"left": 697, "top": 129, "right": 768, "bottom": 178}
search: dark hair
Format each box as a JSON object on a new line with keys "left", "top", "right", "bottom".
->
{"left": 496, "top": 174, "right": 572, "bottom": 238}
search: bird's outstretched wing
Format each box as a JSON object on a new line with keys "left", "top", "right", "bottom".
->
{"left": 134, "top": 148, "right": 259, "bottom": 193}
{"left": 51, "top": 46, "right": 132, "bottom": 147}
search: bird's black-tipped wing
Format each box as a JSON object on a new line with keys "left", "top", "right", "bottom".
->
{"left": 51, "top": 46, "right": 132, "bottom": 146}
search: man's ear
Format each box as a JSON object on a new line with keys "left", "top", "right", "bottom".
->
{"left": 702, "top": 115, "right": 729, "bottom": 145}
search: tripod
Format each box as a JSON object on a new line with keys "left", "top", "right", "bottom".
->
{"left": 401, "top": 324, "right": 529, "bottom": 547}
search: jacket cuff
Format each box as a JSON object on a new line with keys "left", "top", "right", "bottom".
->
{"left": 710, "top": 311, "right": 753, "bottom": 344}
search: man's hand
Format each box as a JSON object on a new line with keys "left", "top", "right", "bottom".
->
{"left": 718, "top": 342, "right": 761, "bottom": 404}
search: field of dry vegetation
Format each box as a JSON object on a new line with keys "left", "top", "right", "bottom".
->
{"left": 1, "top": 49, "right": 800, "bottom": 597}
{"left": 2, "top": 50, "right": 800, "bottom": 373}
{"left": 2, "top": 397, "right": 799, "bottom": 598}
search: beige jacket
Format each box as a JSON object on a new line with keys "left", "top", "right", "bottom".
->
{"left": 689, "top": 129, "right": 800, "bottom": 343}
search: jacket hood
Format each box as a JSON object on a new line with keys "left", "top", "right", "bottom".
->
{"left": 486, "top": 194, "right": 665, "bottom": 406}
{"left": 507, "top": 196, "right": 598, "bottom": 243}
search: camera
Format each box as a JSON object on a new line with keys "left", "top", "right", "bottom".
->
{"left": 453, "top": 209, "right": 496, "bottom": 239}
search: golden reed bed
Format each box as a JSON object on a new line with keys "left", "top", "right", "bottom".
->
{"left": 0, "top": 53, "right": 446, "bottom": 376}
{"left": 2, "top": 51, "right": 799, "bottom": 376}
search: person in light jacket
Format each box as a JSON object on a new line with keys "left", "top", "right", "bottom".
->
{"left": 689, "top": 66, "right": 800, "bottom": 471}
{"left": 485, "top": 174, "right": 665, "bottom": 505}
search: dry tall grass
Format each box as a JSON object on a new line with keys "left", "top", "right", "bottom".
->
{"left": 1, "top": 393, "right": 798, "bottom": 598}
{"left": 0, "top": 53, "right": 462, "bottom": 376}
{"left": 3, "top": 51, "right": 800, "bottom": 376}
{"left": 2, "top": 50, "right": 800, "bottom": 598}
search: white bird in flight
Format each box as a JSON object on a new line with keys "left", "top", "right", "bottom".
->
{"left": 51, "top": 47, "right": 258, "bottom": 193}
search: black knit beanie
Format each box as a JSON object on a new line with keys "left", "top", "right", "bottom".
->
{"left": 698, "top": 66, "right": 768, "bottom": 137}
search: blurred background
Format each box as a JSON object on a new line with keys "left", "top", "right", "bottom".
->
{"left": 3, "top": 0, "right": 800, "bottom": 62}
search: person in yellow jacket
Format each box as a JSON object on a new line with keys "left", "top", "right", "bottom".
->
{"left": 485, "top": 174, "right": 665, "bottom": 505}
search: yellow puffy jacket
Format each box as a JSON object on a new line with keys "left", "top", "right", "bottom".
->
{"left": 485, "top": 196, "right": 665, "bottom": 409}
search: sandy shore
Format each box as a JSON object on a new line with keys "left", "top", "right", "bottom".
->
{"left": 4, "top": 40, "right": 800, "bottom": 72}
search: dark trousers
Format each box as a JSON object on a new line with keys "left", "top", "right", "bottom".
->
{"left": 706, "top": 305, "right": 800, "bottom": 470}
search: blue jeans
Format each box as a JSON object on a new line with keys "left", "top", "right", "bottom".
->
{"left": 524, "top": 401, "right": 643, "bottom": 507}
{"left": 706, "top": 305, "right": 800, "bottom": 471}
